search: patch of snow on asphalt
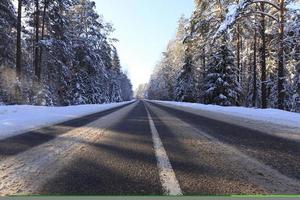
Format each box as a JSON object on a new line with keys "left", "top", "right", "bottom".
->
{"left": 0, "top": 101, "right": 134, "bottom": 140}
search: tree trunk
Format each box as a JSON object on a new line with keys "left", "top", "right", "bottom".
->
{"left": 202, "top": 45, "right": 206, "bottom": 78}
{"left": 252, "top": 26, "right": 257, "bottom": 107}
{"left": 16, "top": 0, "right": 22, "bottom": 79}
{"left": 39, "top": 0, "right": 48, "bottom": 71}
{"left": 260, "top": 2, "right": 267, "bottom": 108}
{"left": 34, "top": 0, "right": 40, "bottom": 81}
{"left": 41, "top": 0, "right": 47, "bottom": 40}
{"left": 237, "top": 23, "right": 241, "bottom": 83}
{"left": 277, "top": 0, "right": 285, "bottom": 110}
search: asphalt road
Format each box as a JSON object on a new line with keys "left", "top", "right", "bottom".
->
{"left": 1, "top": 100, "right": 300, "bottom": 195}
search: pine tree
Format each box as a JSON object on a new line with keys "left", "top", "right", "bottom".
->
{"left": 0, "top": 0, "right": 17, "bottom": 103}
{"left": 285, "top": 6, "right": 300, "bottom": 111}
{"left": 292, "top": 62, "right": 300, "bottom": 112}
{"left": 202, "top": 43, "right": 242, "bottom": 106}
{"left": 29, "top": 0, "right": 74, "bottom": 105}
{"left": 109, "top": 48, "right": 122, "bottom": 102}
{"left": 0, "top": 0, "right": 132, "bottom": 105}
{"left": 120, "top": 72, "right": 133, "bottom": 101}
{"left": 146, "top": 16, "right": 188, "bottom": 101}
{"left": 175, "top": 53, "right": 197, "bottom": 102}
{"left": 0, "top": 0, "right": 16, "bottom": 67}
{"left": 145, "top": 0, "right": 300, "bottom": 112}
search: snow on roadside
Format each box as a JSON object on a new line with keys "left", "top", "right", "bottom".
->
{"left": 0, "top": 103, "right": 136, "bottom": 195}
{"left": 152, "top": 100, "right": 300, "bottom": 129}
{"left": 0, "top": 101, "right": 135, "bottom": 140}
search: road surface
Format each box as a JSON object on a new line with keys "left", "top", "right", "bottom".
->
{"left": 0, "top": 100, "right": 300, "bottom": 195}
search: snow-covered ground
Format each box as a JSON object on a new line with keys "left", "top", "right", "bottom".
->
{"left": 0, "top": 101, "right": 134, "bottom": 140}
{"left": 151, "top": 100, "right": 300, "bottom": 141}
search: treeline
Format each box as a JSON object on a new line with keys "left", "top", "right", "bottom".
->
{"left": 0, "top": 0, "right": 133, "bottom": 106}
{"left": 145, "top": 0, "right": 300, "bottom": 112}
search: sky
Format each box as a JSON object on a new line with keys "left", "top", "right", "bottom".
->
{"left": 95, "top": 0, "right": 194, "bottom": 90}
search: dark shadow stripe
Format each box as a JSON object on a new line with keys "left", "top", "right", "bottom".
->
{"left": 38, "top": 101, "right": 163, "bottom": 195}
{"left": 148, "top": 101, "right": 300, "bottom": 180}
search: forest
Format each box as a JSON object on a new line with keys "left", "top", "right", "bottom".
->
{"left": 144, "top": 0, "right": 300, "bottom": 112}
{"left": 0, "top": 0, "right": 133, "bottom": 106}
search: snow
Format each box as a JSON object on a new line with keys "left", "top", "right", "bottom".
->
{"left": 215, "top": 4, "right": 239, "bottom": 37}
{"left": 151, "top": 100, "right": 300, "bottom": 129}
{"left": 0, "top": 101, "right": 135, "bottom": 140}
{"left": 213, "top": 0, "right": 252, "bottom": 38}
{"left": 0, "top": 102, "right": 137, "bottom": 195}
{"left": 287, "top": 2, "right": 300, "bottom": 11}
{"left": 147, "top": 102, "right": 300, "bottom": 194}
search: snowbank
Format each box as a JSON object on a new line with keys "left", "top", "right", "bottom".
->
{"left": 152, "top": 100, "right": 300, "bottom": 129}
{"left": 0, "top": 101, "right": 135, "bottom": 140}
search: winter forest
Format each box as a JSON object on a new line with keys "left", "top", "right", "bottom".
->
{"left": 0, "top": 0, "right": 133, "bottom": 106}
{"left": 143, "top": 0, "right": 300, "bottom": 112}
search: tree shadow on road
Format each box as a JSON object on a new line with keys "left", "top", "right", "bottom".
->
{"left": 0, "top": 103, "right": 133, "bottom": 159}
{"left": 148, "top": 102, "right": 300, "bottom": 181}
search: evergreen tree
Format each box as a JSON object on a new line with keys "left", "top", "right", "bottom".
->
{"left": 147, "top": 16, "right": 188, "bottom": 101}
{"left": 0, "top": 0, "right": 17, "bottom": 103}
{"left": 0, "top": 0, "right": 132, "bottom": 106}
{"left": 120, "top": 72, "right": 133, "bottom": 101}
{"left": 0, "top": 0, "right": 16, "bottom": 67}
{"left": 174, "top": 54, "right": 197, "bottom": 102}
{"left": 292, "top": 62, "right": 300, "bottom": 112}
{"left": 202, "top": 44, "right": 242, "bottom": 106}
{"left": 109, "top": 48, "right": 122, "bottom": 102}
{"left": 145, "top": 0, "right": 300, "bottom": 112}
{"left": 31, "top": 0, "right": 74, "bottom": 105}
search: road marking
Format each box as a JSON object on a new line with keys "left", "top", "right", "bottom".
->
{"left": 145, "top": 106, "right": 183, "bottom": 195}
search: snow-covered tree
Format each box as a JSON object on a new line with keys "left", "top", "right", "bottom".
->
{"left": 0, "top": 0, "right": 16, "bottom": 68}
{"left": 292, "top": 62, "right": 300, "bottom": 112}
{"left": 147, "top": 16, "right": 189, "bottom": 101}
{"left": 202, "top": 43, "right": 242, "bottom": 106}
{"left": 146, "top": 0, "right": 300, "bottom": 112}
{"left": 0, "top": 0, "right": 132, "bottom": 105}
{"left": 135, "top": 84, "right": 147, "bottom": 99}
{"left": 174, "top": 53, "right": 197, "bottom": 102}
{"left": 109, "top": 48, "right": 122, "bottom": 102}
{"left": 0, "top": 0, "right": 17, "bottom": 104}
{"left": 120, "top": 72, "right": 133, "bottom": 101}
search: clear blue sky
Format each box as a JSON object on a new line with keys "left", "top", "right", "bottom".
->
{"left": 95, "top": 0, "right": 194, "bottom": 90}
